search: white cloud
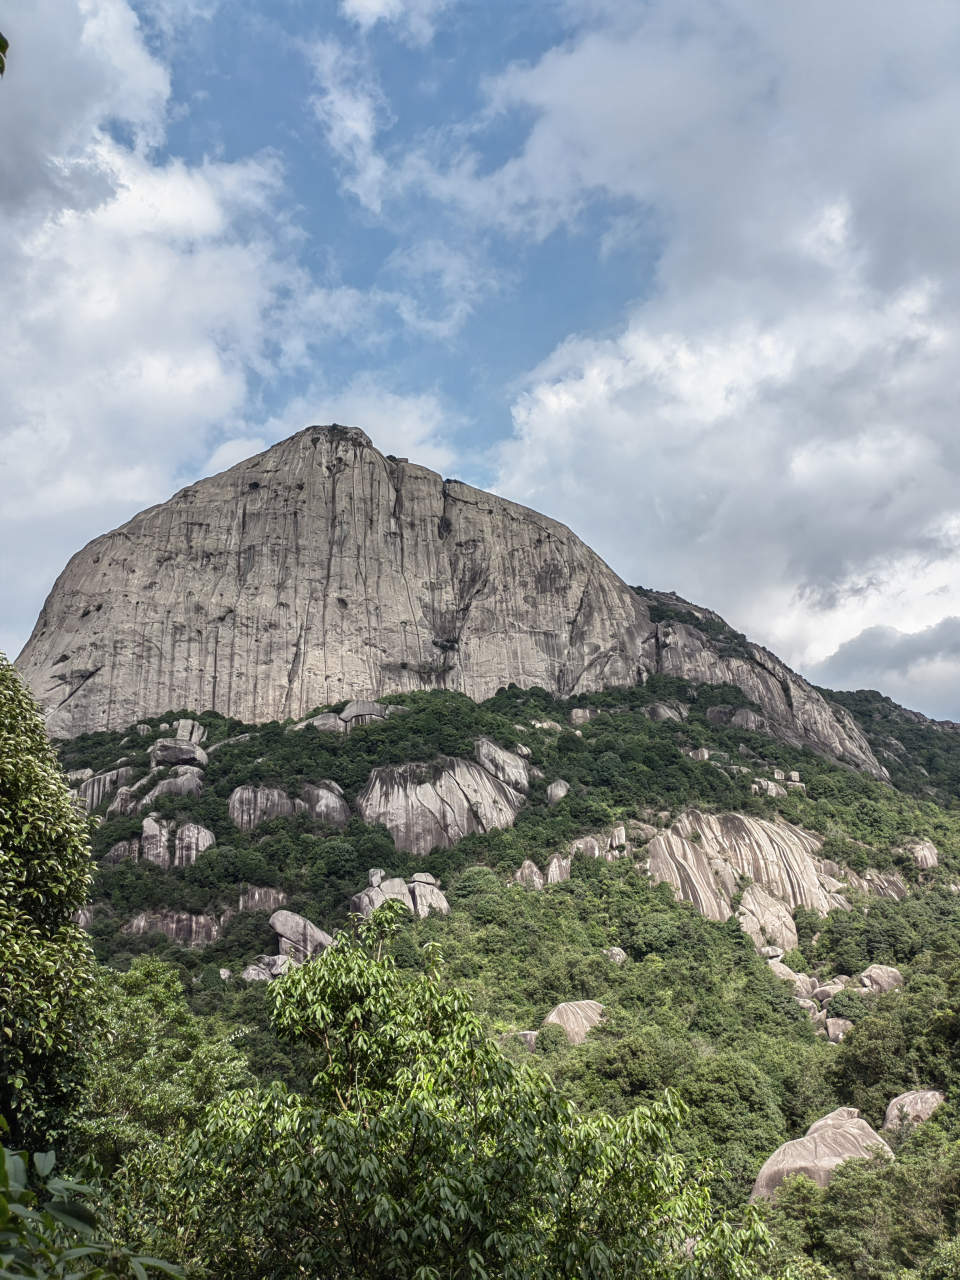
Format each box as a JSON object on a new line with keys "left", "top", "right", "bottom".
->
{"left": 306, "top": 38, "right": 392, "bottom": 213}
{"left": 339, "top": 0, "right": 454, "bottom": 45}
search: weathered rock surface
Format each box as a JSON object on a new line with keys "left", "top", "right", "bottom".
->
{"left": 860, "top": 964, "right": 903, "bottom": 994}
{"left": 173, "top": 823, "right": 215, "bottom": 868}
{"left": 350, "top": 871, "right": 450, "bottom": 919}
{"left": 546, "top": 779, "right": 570, "bottom": 806}
{"left": 512, "top": 860, "right": 545, "bottom": 890}
{"left": 883, "top": 1090, "right": 944, "bottom": 1130}
{"left": 301, "top": 782, "right": 351, "bottom": 829}
{"left": 103, "top": 837, "right": 140, "bottom": 864}
{"left": 149, "top": 739, "right": 208, "bottom": 768}
{"left": 138, "top": 768, "right": 204, "bottom": 811}
{"left": 172, "top": 718, "right": 207, "bottom": 744}
{"left": 357, "top": 740, "right": 528, "bottom": 855}
{"left": 74, "top": 767, "right": 135, "bottom": 812}
{"left": 17, "top": 427, "right": 884, "bottom": 777}
{"left": 270, "top": 910, "right": 333, "bottom": 960}
{"left": 140, "top": 816, "right": 176, "bottom": 868}
{"left": 543, "top": 1000, "right": 604, "bottom": 1046}
{"left": 643, "top": 810, "right": 907, "bottom": 950}
{"left": 827, "top": 1017, "right": 854, "bottom": 1043}
{"left": 905, "top": 841, "right": 939, "bottom": 870}
{"left": 751, "top": 1108, "right": 893, "bottom": 1201}
{"left": 604, "top": 947, "right": 628, "bottom": 964}
{"left": 238, "top": 886, "right": 288, "bottom": 913}
{"left": 228, "top": 786, "right": 300, "bottom": 831}
{"left": 125, "top": 910, "right": 219, "bottom": 946}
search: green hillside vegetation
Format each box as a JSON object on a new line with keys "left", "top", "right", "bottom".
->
{"left": 7, "top": 640, "right": 960, "bottom": 1277}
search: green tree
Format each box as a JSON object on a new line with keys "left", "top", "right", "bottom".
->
{"left": 66, "top": 958, "right": 253, "bottom": 1174}
{"left": 128, "top": 902, "right": 771, "bottom": 1279}
{"left": 0, "top": 654, "right": 95, "bottom": 1147}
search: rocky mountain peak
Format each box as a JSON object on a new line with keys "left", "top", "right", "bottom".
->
{"left": 16, "top": 424, "right": 883, "bottom": 775}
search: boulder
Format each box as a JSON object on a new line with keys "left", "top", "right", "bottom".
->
{"left": 103, "top": 837, "right": 140, "bottom": 864}
{"left": 356, "top": 751, "right": 527, "bottom": 856}
{"left": 125, "top": 910, "right": 219, "bottom": 946}
{"left": 411, "top": 872, "right": 437, "bottom": 884}
{"left": 543, "top": 1000, "right": 604, "bottom": 1046}
{"left": 753, "top": 778, "right": 788, "bottom": 798}
{"left": 206, "top": 733, "right": 253, "bottom": 752}
{"left": 339, "top": 700, "right": 388, "bottom": 728}
{"left": 350, "top": 877, "right": 415, "bottom": 919}
{"left": 646, "top": 702, "right": 685, "bottom": 722}
{"left": 73, "top": 905, "right": 96, "bottom": 929}
{"left": 514, "top": 743, "right": 532, "bottom": 758}
{"left": 546, "top": 779, "right": 570, "bottom": 807}
{"left": 136, "top": 723, "right": 152, "bottom": 736}
{"left": 140, "top": 815, "right": 175, "bottom": 869}
{"left": 860, "top": 964, "right": 903, "bottom": 994}
{"left": 138, "top": 769, "right": 204, "bottom": 811}
{"left": 368, "top": 869, "right": 386, "bottom": 888}
{"left": 301, "top": 782, "right": 351, "bottom": 829}
{"left": 546, "top": 853, "right": 571, "bottom": 884}
{"left": 249, "top": 954, "right": 291, "bottom": 979}
{"left": 105, "top": 786, "right": 137, "bottom": 818}
{"left": 827, "top": 1017, "right": 854, "bottom": 1043}
{"left": 289, "top": 712, "right": 345, "bottom": 734}
{"left": 475, "top": 737, "right": 529, "bottom": 794}
{"left": 241, "top": 965, "right": 272, "bottom": 982}
{"left": 796, "top": 999, "right": 819, "bottom": 1014}
{"left": 172, "top": 718, "right": 207, "bottom": 744}
{"left": 512, "top": 860, "right": 545, "bottom": 890}
{"left": 906, "top": 841, "right": 939, "bottom": 870}
{"left": 883, "top": 1090, "right": 945, "bottom": 1130}
{"left": 768, "top": 960, "right": 798, "bottom": 982}
{"left": 173, "top": 823, "right": 215, "bottom": 868}
{"left": 75, "top": 766, "right": 135, "bottom": 812}
{"left": 604, "top": 947, "right": 628, "bottom": 965}
{"left": 750, "top": 1107, "right": 893, "bottom": 1201}
{"left": 570, "top": 708, "right": 599, "bottom": 727}
{"left": 238, "top": 886, "right": 288, "bottom": 913}
{"left": 737, "top": 883, "right": 799, "bottom": 952}
{"left": 409, "top": 881, "right": 451, "bottom": 918}
{"left": 270, "top": 910, "right": 334, "bottom": 961}
{"left": 532, "top": 719, "right": 564, "bottom": 731}
{"left": 149, "top": 739, "right": 208, "bottom": 768}
{"left": 67, "top": 767, "right": 93, "bottom": 782}
{"left": 813, "top": 983, "right": 845, "bottom": 1005}
{"left": 229, "top": 786, "right": 299, "bottom": 831}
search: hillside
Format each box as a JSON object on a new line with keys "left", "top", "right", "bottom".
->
{"left": 55, "top": 663, "right": 960, "bottom": 1272}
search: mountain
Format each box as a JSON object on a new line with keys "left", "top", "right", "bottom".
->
{"left": 16, "top": 424, "right": 879, "bottom": 774}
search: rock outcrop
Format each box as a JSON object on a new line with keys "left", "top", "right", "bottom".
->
{"left": 751, "top": 1108, "right": 893, "bottom": 1201}
{"left": 643, "top": 810, "right": 907, "bottom": 951}
{"left": 270, "top": 909, "right": 334, "bottom": 961}
{"left": 543, "top": 1000, "right": 604, "bottom": 1046}
{"left": 73, "top": 767, "right": 135, "bottom": 812}
{"left": 238, "top": 886, "right": 288, "bottom": 913}
{"left": 357, "top": 739, "right": 528, "bottom": 855}
{"left": 350, "top": 868, "right": 450, "bottom": 919}
{"left": 229, "top": 786, "right": 300, "bottom": 831}
{"left": 124, "top": 911, "right": 219, "bottom": 946}
{"left": 17, "top": 425, "right": 883, "bottom": 776}
{"left": 301, "top": 781, "right": 351, "bottom": 829}
{"left": 860, "top": 964, "right": 903, "bottom": 994}
{"left": 882, "top": 1090, "right": 944, "bottom": 1130}
{"left": 173, "top": 823, "right": 215, "bottom": 867}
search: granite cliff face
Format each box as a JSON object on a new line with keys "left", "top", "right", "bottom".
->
{"left": 15, "top": 424, "right": 882, "bottom": 775}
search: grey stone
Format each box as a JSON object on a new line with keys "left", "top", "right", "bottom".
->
{"left": 75, "top": 766, "right": 135, "bottom": 812}
{"left": 15, "top": 427, "right": 884, "bottom": 781}
{"left": 125, "top": 910, "right": 219, "bottom": 946}
{"left": 138, "top": 770, "right": 204, "bottom": 811}
{"left": 149, "top": 739, "right": 208, "bottom": 768}
{"left": 546, "top": 779, "right": 570, "bottom": 807}
{"left": 860, "top": 964, "right": 903, "bottom": 994}
{"left": 646, "top": 702, "right": 685, "bottom": 722}
{"left": 241, "top": 964, "right": 272, "bottom": 982}
{"left": 570, "top": 708, "right": 599, "bottom": 727}
{"left": 410, "top": 872, "right": 437, "bottom": 884}
{"left": 475, "top": 737, "right": 529, "bottom": 794}
{"left": 288, "top": 712, "right": 345, "bottom": 734}
{"left": 103, "top": 837, "right": 140, "bottom": 864}
{"left": 229, "top": 786, "right": 298, "bottom": 831}
{"left": 905, "top": 841, "right": 939, "bottom": 870}
{"left": 136, "top": 723, "right": 152, "bottom": 736}
{"left": 750, "top": 1108, "right": 892, "bottom": 1201}
{"left": 140, "top": 815, "right": 175, "bottom": 869}
{"left": 270, "top": 910, "right": 333, "bottom": 960}
{"left": 883, "top": 1090, "right": 945, "bottom": 1130}
{"left": 238, "top": 886, "right": 288, "bottom": 913}
{"left": 408, "top": 881, "right": 450, "bottom": 918}
{"left": 546, "top": 853, "right": 571, "bottom": 884}
{"left": 301, "top": 783, "right": 350, "bottom": 829}
{"left": 827, "top": 1017, "right": 854, "bottom": 1043}
{"left": 737, "top": 884, "right": 799, "bottom": 952}
{"left": 514, "top": 743, "right": 532, "bottom": 758}
{"left": 339, "top": 699, "right": 388, "bottom": 727}
{"left": 206, "top": 733, "right": 253, "bottom": 752}
{"left": 105, "top": 786, "right": 138, "bottom": 818}
{"left": 603, "top": 947, "right": 628, "bottom": 965}
{"left": 219, "top": 969, "right": 232, "bottom": 981}
{"left": 173, "top": 823, "right": 215, "bottom": 868}
{"left": 542, "top": 1000, "right": 604, "bottom": 1046}
{"left": 350, "top": 876, "right": 416, "bottom": 918}
{"left": 368, "top": 868, "right": 386, "bottom": 888}
{"left": 172, "top": 718, "right": 207, "bottom": 744}
{"left": 512, "top": 860, "right": 545, "bottom": 890}
{"left": 67, "top": 768, "right": 93, "bottom": 782}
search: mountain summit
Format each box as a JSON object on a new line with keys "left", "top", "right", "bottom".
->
{"left": 15, "top": 424, "right": 881, "bottom": 773}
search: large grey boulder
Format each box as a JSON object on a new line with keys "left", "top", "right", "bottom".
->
{"left": 173, "top": 823, "right": 215, "bottom": 868}
{"left": 356, "top": 743, "right": 528, "bottom": 856}
{"left": 228, "top": 786, "right": 301, "bottom": 831}
{"left": 511, "top": 860, "right": 545, "bottom": 890}
{"left": 860, "top": 964, "right": 903, "bottom": 994}
{"left": 172, "top": 718, "right": 207, "bottom": 744}
{"left": 137, "top": 767, "right": 204, "bottom": 811}
{"left": 140, "top": 815, "right": 176, "bottom": 868}
{"left": 16, "top": 428, "right": 883, "bottom": 779}
{"left": 350, "top": 872, "right": 450, "bottom": 919}
{"left": 301, "top": 782, "right": 351, "bottom": 829}
{"left": 827, "top": 1017, "right": 854, "bottom": 1043}
{"left": 543, "top": 1000, "right": 604, "bottom": 1046}
{"left": 475, "top": 737, "right": 529, "bottom": 794}
{"left": 903, "top": 841, "right": 939, "bottom": 870}
{"left": 270, "top": 910, "right": 334, "bottom": 961}
{"left": 103, "top": 837, "right": 140, "bottom": 864}
{"left": 750, "top": 1107, "right": 893, "bottom": 1201}
{"left": 289, "top": 713, "right": 344, "bottom": 734}
{"left": 74, "top": 766, "right": 135, "bottom": 812}
{"left": 125, "top": 910, "right": 219, "bottom": 946}
{"left": 603, "top": 947, "right": 628, "bottom": 965}
{"left": 149, "top": 739, "right": 208, "bottom": 768}
{"left": 546, "top": 780, "right": 570, "bottom": 807}
{"left": 409, "top": 881, "right": 451, "bottom": 918}
{"left": 883, "top": 1090, "right": 944, "bottom": 1130}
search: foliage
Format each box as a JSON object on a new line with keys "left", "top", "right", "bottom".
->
{"left": 0, "top": 655, "right": 95, "bottom": 1147}
{"left": 0, "top": 32, "right": 7, "bottom": 77}
{"left": 116, "top": 904, "right": 772, "bottom": 1279}
{"left": 0, "top": 1132, "right": 180, "bottom": 1279}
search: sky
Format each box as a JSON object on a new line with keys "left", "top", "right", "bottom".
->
{"left": 4, "top": 0, "right": 960, "bottom": 719}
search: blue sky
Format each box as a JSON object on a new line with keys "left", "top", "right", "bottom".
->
{"left": 5, "top": 0, "right": 960, "bottom": 717}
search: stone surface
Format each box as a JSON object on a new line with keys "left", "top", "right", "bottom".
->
{"left": 475, "top": 736, "right": 529, "bottom": 794}
{"left": 270, "top": 909, "right": 333, "bottom": 960}
{"left": 172, "top": 718, "right": 207, "bottom": 744}
{"left": 140, "top": 815, "right": 175, "bottom": 868}
{"left": 149, "top": 739, "right": 208, "bottom": 768}
{"left": 827, "top": 1017, "right": 854, "bottom": 1043}
{"left": 289, "top": 713, "right": 344, "bottom": 734}
{"left": 301, "top": 782, "right": 351, "bottom": 829}
{"left": 229, "top": 786, "right": 299, "bottom": 831}
{"left": 17, "top": 427, "right": 884, "bottom": 778}
{"left": 350, "top": 872, "right": 449, "bottom": 919}
{"left": 906, "top": 841, "right": 939, "bottom": 870}
{"left": 644, "top": 809, "right": 904, "bottom": 950}
{"left": 646, "top": 702, "right": 685, "bottom": 722}
{"left": 751, "top": 1107, "right": 893, "bottom": 1201}
{"left": 75, "top": 767, "right": 135, "bottom": 812}
{"left": 546, "top": 779, "right": 570, "bottom": 807}
{"left": 125, "top": 910, "right": 219, "bottom": 946}
{"left": 105, "top": 786, "right": 138, "bottom": 818}
{"left": 356, "top": 741, "right": 528, "bottom": 855}
{"left": 860, "top": 964, "right": 904, "bottom": 994}
{"left": 238, "top": 886, "right": 289, "bottom": 913}
{"left": 409, "top": 881, "right": 451, "bottom": 918}
{"left": 103, "top": 837, "right": 140, "bottom": 864}
{"left": 570, "top": 708, "right": 599, "bottom": 727}
{"left": 512, "top": 860, "right": 545, "bottom": 890}
{"left": 138, "top": 770, "right": 204, "bottom": 811}
{"left": 882, "top": 1090, "right": 944, "bottom": 1130}
{"left": 241, "top": 964, "right": 273, "bottom": 982}
{"left": 207, "top": 733, "right": 253, "bottom": 752}
{"left": 173, "top": 823, "right": 215, "bottom": 868}
{"left": 543, "top": 1000, "right": 604, "bottom": 1046}
{"left": 604, "top": 947, "right": 628, "bottom": 965}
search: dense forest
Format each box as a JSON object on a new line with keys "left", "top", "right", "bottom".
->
{"left": 7, "top": 645, "right": 960, "bottom": 1277}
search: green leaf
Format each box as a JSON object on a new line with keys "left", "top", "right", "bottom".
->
{"left": 32, "top": 1152, "right": 55, "bottom": 1179}
{"left": 42, "top": 1200, "right": 98, "bottom": 1234}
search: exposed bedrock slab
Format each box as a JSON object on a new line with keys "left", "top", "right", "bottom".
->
{"left": 883, "top": 1090, "right": 944, "bottom": 1130}
{"left": 124, "top": 910, "right": 219, "bottom": 947}
{"left": 270, "top": 910, "right": 334, "bottom": 961}
{"left": 356, "top": 740, "right": 528, "bottom": 855}
{"left": 644, "top": 810, "right": 907, "bottom": 951}
{"left": 751, "top": 1108, "right": 892, "bottom": 1201}
{"left": 17, "top": 426, "right": 882, "bottom": 777}
{"left": 543, "top": 1000, "right": 604, "bottom": 1046}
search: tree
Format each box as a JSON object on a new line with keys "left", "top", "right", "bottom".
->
{"left": 0, "top": 33, "right": 8, "bottom": 77}
{"left": 129, "top": 902, "right": 771, "bottom": 1278}
{"left": 0, "top": 654, "right": 96, "bottom": 1147}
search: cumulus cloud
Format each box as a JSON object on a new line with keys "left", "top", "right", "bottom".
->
{"left": 339, "top": 0, "right": 454, "bottom": 45}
